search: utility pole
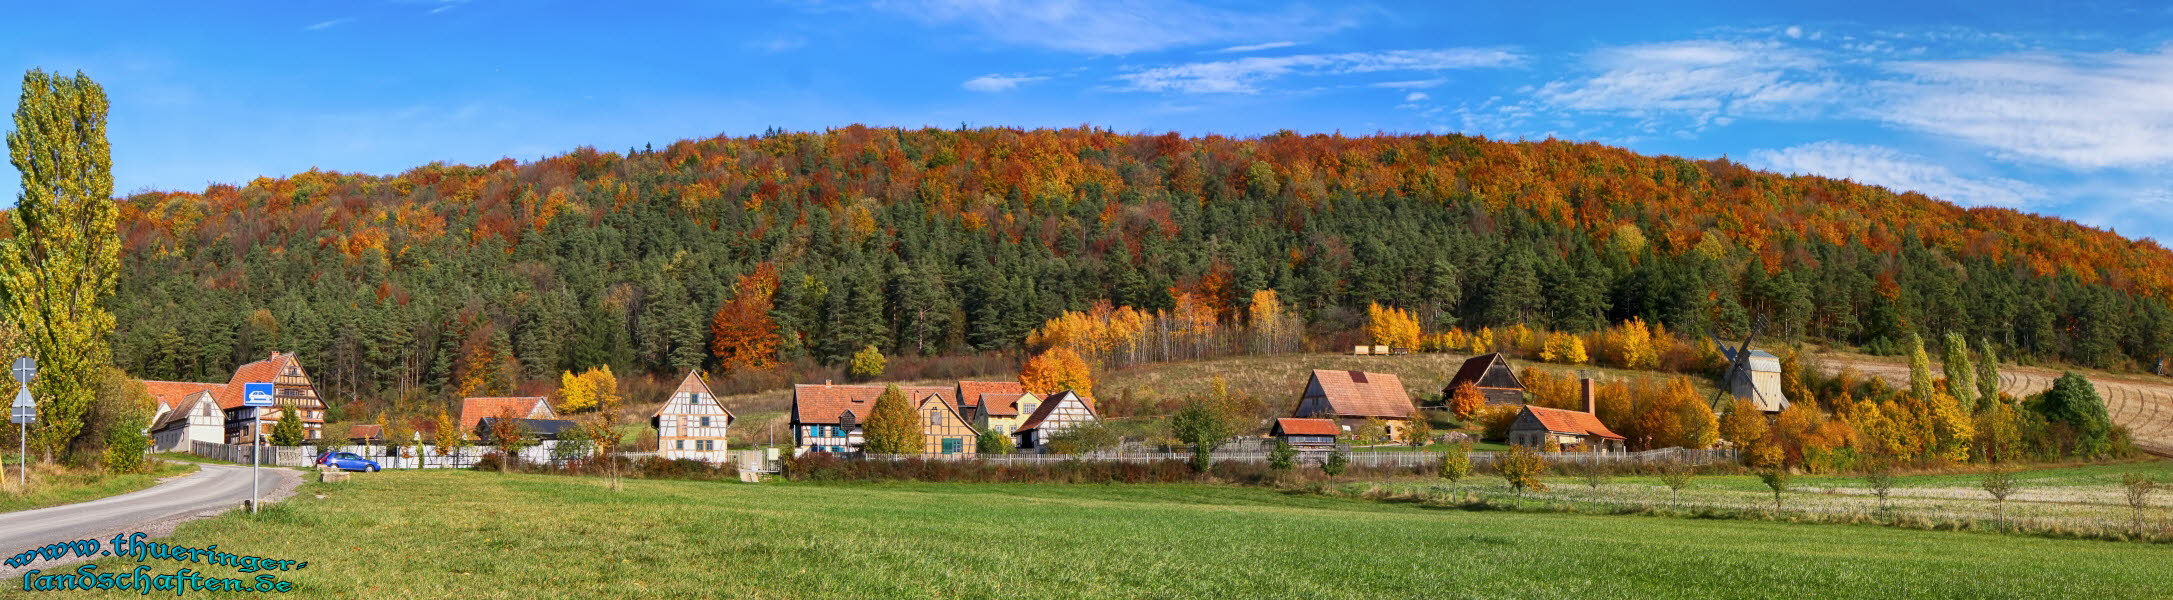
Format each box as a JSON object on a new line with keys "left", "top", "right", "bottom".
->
{"left": 10, "top": 357, "right": 37, "bottom": 489}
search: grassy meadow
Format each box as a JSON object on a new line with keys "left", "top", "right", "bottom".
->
{"left": 0, "top": 460, "right": 195, "bottom": 513}
{"left": 40, "top": 469, "right": 2173, "bottom": 599}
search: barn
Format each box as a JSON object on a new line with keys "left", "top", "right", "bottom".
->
{"left": 1443, "top": 352, "right": 1527, "bottom": 406}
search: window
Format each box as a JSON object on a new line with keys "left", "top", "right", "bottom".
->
{"left": 941, "top": 438, "right": 962, "bottom": 454}
{"left": 699, "top": 417, "right": 711, "bottom": 428}
{"left": 927, "top": 409, "right": 940, "bottom": 426}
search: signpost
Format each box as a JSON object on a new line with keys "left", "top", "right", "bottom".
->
{"left": 9, "top": 357, "right": 34, "bottom": 488}
{"left": 243, "top": 382, "right": 274, "bottom": 514}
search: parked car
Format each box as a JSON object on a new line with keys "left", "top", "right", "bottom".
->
{"left": 316, "top": 451, "right": 381, "bottom": 472}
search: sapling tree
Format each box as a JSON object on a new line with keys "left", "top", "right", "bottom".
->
{"left": 1980, "top": 467, "right": 2018, "bottom": 529}
{"left": 1759, "top": 468, "right": 1791, "bottom": 512}
{"left": 1581, "top": 461, "right": 1608, "bottom": 492}
{"left": 1322, "top": 451, "right": 1349, "bottom": 478}
{"left": 1171, "top": 398, "right": 1236, "bottom": 473}
{"left": 1498, "top": 445, "right": 1548, "bottom": 495}
{"left": 1864, "top": 459, "right": 1897, "bottom": 513}
{"left": 1267, "top": 439, "right": 1296, "bottom": 471}
{"left": 1659, "top": 463, "right": 1694, "bottom": 504}
{"left": 1438, "top": 442, "right": 1472, "bottom": 483}
{"left": 2122, "top": 472, "right": 2158, "bottom": 534}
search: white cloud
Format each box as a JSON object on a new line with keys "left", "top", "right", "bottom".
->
{"left": 1536, "top": 40, "right": 1840, "bottom": 127}
{"left": 1746, "top": 141, "right": 2046, "bottom": 208}
{"left": 1404, "top": 92, "right": 1429, "bottom": 102}
{"left": 1874, "top": 48, "right": 2173, "bottom": 169}
{"left": 1785, "top": 26, "right": 1803, "bottom": 39}
{"left": 1371, "top": 79, "right": 1446, "bottom": 89}
{"left": 304, "top": 18, "right": 353, "bottom": 31}
{"left": 961, "top": 74, "right": 1049, "bottom": 92}
{"left": 1116, "top": 48, "right": 1522, "bottom": 94}
{"left": 1218, "top": 41, "right": 1298, "bottom": 53}
{"left": 880, "top": 0, "right": 1358, "bottom": 55}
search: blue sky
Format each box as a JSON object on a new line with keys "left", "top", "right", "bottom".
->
{"left": 4, "top": 1, "right": 2171, "bottom": 242}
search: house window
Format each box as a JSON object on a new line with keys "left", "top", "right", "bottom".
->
{"left": 676, "top": 440, "right": 685, "bottom": 450}
{"left": 941, "top": 438, "right": 962, "bottom": 454}
{"left": 699, "top": 417, "right": 711, "bottom": 428}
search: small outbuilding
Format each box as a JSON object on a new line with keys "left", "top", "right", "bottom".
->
{"left": 1270, "top": 418, "right": 1340, "bottom": 453}
{"left": 1443, "top": 352, "right": 1527, "bottom": 406}
{"left": 1506, "top": 379, "right": 1624, "bottom": 452}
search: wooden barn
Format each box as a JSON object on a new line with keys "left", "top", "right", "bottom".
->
{"left": 1014, "top": 390, "right": 1098, "bottom": 451}
{"left": 1719, "top": 347, "right": 1792, "bottom": 413}
{"left": 1443, "top": 352, "right": 1527, "bottom": 406}
{"left": 652, "top": 371, "right": 735, "bottom": 463}
{"left": 1270, "top": 418, "right": 1340, "bottom": 453}
{"left": 1292, "top": 369, "right": 1418, "bottom": 440}
{"left": 1507, "top": 379, "right": 1625, "bottom": 452}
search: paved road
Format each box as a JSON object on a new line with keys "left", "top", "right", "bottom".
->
{"left": 0, "top": 464, "right": 297, "bottom": 573}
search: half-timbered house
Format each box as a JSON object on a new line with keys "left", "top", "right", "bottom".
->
{"left": 916, "top": 393, "right": 980, "bottom": 455}
{"left": 652, "top": 370, "right": 734, "bottom": 462}
{"left": 142, "top": 351, "right": 328, "bottom": 445}
{"left": 1013, "top": 390, "right": 1097, "bottom": 451}
{"left": 790, "top": 382, "right": 958, "bottom": 454}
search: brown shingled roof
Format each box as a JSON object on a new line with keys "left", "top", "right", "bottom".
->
{"left": 1273, "top": 418, "right": 1341, "bottom": 437}
{"left": 1017, "top": 390, "right": 1096, "bottom": 433}
{"left": 1522, "top": 405, "right": 1623, "bottom": 439}
{"left": 792, "top": 384, "right": 956, "bottom": 425}
{"left": 1448, "top": 353, "right": 1522, "bottom": 391}
{"left": 1305, "top": 369, "right": 1415, "bottom": 419}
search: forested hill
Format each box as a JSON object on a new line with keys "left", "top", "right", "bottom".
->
{"left": 97, "top": 126, "right": 2173, "bottom": 409}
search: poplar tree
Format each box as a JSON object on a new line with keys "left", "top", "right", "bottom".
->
{"left": 1942, "top": 333, "right": 1977, "bottom": 410}
{"left": 2, "top": 70, "right": 117, "bottom": 463}
{"left": 1907, "top": 333, "right": 1935, "bottom": 401}
{"left": 1975, "top": 339, "right": 2001, "bottom": 409}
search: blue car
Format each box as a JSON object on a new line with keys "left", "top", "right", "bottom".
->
{"left": 316, "top": 451, "right": 381, "bottom": 472}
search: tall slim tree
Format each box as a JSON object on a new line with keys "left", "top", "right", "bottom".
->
{"left": 1942, "top": 333, "right": 1977, "bottom": 410}
{"left": 1975, "top": 339, "right": 2001, "bottom": 409}
{"left": 1907, "top": 333, "right": 1935, "bottom": 401}
{"left": 2, "top": 70, "right": 117, "bottom": 462}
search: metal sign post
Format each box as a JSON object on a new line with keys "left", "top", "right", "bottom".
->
{"left": 10, "top": 357, "right": 35, "bottom": 489}
{"left": 242, "top": 382, "right": 274, "bottom": 514}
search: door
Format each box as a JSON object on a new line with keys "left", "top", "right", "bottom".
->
{"left": 941, "top": 438, "right": 962, "bottom": 454}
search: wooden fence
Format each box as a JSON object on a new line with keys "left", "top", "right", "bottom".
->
{"left": 862, "top": 447, "right": 1736, "bottom": 468}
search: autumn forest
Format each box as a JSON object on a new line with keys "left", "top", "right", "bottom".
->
{"left": 94, "top": 126, "right": 2173, "bottom": 418}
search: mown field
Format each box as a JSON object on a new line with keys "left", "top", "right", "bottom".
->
{"left": 38, "top": 470, "right": 2173, "bottom": 599}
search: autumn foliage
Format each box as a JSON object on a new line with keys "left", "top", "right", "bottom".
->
{"left": 1020, "top": 346, "right": 1093, "bottom": 398}
{"left": 710, "top": 264, "right": 780, "bottom": 373}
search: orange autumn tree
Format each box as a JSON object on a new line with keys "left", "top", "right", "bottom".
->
{"left": 1364, "top": 303, "right": 1420, "bottom": 350}
{"left": 710, "top": 264, "right": 780, "bottom": 373}
{"left": 1448, "top": 381, "right": 1487, "bottom": 421}
{"left": 1021, "top": 346, "right": 1093, "bottom": 397}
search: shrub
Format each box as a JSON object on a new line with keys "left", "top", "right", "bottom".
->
{"left": 1322, "top": 451, "right": 1349, "bottom": 477}
{"left": 976, "top": 429, "right": 1015, "bottom": 455}
{"left": 1268, "top": 439, "right": 1296, "bottom": 471}
{"left": 1758, "top": 469, "right": 1791, "bottom": 511}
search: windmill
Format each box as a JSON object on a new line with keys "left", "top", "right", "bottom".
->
{"left": 1707, "top": 316, "right": 1784, "bottom": 412}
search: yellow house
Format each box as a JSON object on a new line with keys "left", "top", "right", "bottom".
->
{"left": 969, "top": 391, "right": 1040, "bottom": 439}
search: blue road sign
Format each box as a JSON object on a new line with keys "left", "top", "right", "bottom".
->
{"left": 243, "top": 382, "right": 275, "bottom": 407}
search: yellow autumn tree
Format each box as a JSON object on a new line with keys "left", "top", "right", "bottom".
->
{"left": 1449, "top": 381, "right": 1487, "bottom": 421}
{"left": 554, "top": 366, "right": 620, "bottom": 414}
{"left": 1364, "top": 303, "right": 1420, "bottom": 350}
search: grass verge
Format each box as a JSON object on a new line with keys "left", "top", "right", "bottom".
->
{"left": 0, "top": 460, "right": 198, "bottom": 513}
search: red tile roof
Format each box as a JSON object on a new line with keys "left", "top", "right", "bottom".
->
{"left": 1305, "top": 369, "right": 1416, "bottom": 419}
{"left": 957, "top": 381, "right": 1023, "bottom": 405}
{"left": 1274, "top": 417, "right": 1341, "bottom": 437}
{"left": 460, "top": 397, "right": 553, "bottom": 433}
{"left": 211, "top": 352, "right": 299, "bottom": 409}
{"left": 348, "top": 424, "right": 384, "bottom": 440}
{"left": 143, "top": 380, "right": 224, "bottom": 410}
{"left": 971, "top": 392, "right": 1031, "bottom": 416}
{"left": 1521, "top": 406, "right": 1624, "bottom": 439}
{"left": 792, "top": 384, "right": 956, "bottom": 425}
{"left": 149, "top": 390, "right": 217, "bottom": 432}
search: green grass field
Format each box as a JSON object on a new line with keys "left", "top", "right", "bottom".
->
{"left": 42, "top": 470, "right": 2173, "bottom": 599}
{"left": 0, "top": 460, "right": 196, "bottom": 513}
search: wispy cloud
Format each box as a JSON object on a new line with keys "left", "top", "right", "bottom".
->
{"left": 1370, "top": 79, "right": 1445, "bottom": 89}
{"left": 1218, "top": 41, "right": 1298, "bottom": 53}
{"left": 1746, "top": 141, "right": 2045, "bottom": 208}
{"left": 879, "top": 0, "right": 1359, "bottom": 55}
{"left": 1117, "top": 48, "right": 1522, "bottom": 94}
{"left": 1536, "top": 40, "right": 1840, "bottom": 128}
{"left": 961, "top": 74, "right": 1048, "bottom": 92}
{"left": 304, "top": 17, "right": 353, "bottom": 31}
{"left": 1874, "top": 48, "right": 2173, "bottom": 170}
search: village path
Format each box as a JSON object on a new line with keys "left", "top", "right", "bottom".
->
{"left": 0, "top": 463, "right": 300, "bottom": 575}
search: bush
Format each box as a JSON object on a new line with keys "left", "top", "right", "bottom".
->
{"left": 976, "top": 429, "right": 1015, "bottom": 455}
{"left": 1322, "top": 451, "right": 1349, "bottom": 477}
{"left": 1268, "top": 439, "right": 1296, "bottom": 471}
{"left": 1438, "top": 442, "right": 1472, "bottom": 482}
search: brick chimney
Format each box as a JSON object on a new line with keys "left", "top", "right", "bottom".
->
{"left": 1581, "top": 377, "right": 1596, "bottom": 415}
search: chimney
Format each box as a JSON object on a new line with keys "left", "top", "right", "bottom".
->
{"left": 824, "top": 379, "right": 832, "bottom": 386}
{"left": 1581, "top": 378, "right": 1596, "bottom": 415}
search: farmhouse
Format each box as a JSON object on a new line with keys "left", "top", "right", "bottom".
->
{"left": 141, "top": 351, "right": 328, "bottom": 445}
{"left": 1443, "top": 352, "right": 1526, "bottom": 406}
{"left": 1719, "top": 347, "right": 1791, "bottom": 413}
{"left": 1270, "top": 417, "right": 1340, "bottom": 453}
{"left": 914, "top": 393, "right": 981, "bottom": 455}
{"left": 652, "top": 371, "right": 734, "bottom": 463}
{"left": 147, "top": 388, "right": 223, "bottom": 452}
{"left": 476, "top": 417, "right": 580, "bottom": 442}
{"left": 1507, "top": 379, "right": 1624, "bottom": 452}
{"left": 1014, "top": 390, "right": 1097, "bottom": 451}
{"left": 957, "top": 380, "right": 1030, "bottom": 435}
{"left": 790, "top": 382, "right": 957, "bottom": 454}
{"left": 1292, "top": 369, "right": 1418, "bottom": 439}
{"left": 459, "top": 396, "right": 557, "bottom": 439}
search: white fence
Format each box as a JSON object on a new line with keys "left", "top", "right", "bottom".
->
{"left": 862, "top": 447, "right": 1736, "bottom": 468}
{"left": 189, "top": 440, "right": 566, "bottom": 469}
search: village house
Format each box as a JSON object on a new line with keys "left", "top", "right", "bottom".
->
{"left": 1292, "top": 369, "right": 1419, "bottom": 440}
{"left": 1013, "top": 390, "right": 1097, "bottom": 451}
{"left": 1270, "top": 417, "right": 1340, "bottom": 455}
{"left": 1443, "top": 352, "right": 1527, "bottom": 406}
{"left": 141, "top": 351, "right": 328, "bottom": 446}
{"left": 459, "top": 396, "right": 557, "bottom": 439}
{"left": 1507, "top": 379, "right": 1625, "bottom": 452}
{"left": 790, "top": 382, "right": 957, "bottom": 454}
{"left": 914, "top": 392, "right": 980, "bottom": 455}
{"left": 956, "top": 380, "right": 1029, "bottom": 435}
{"left": 652, "top": 370, "right": 734, "bottom": 463}
{"left": 1719, "top": 347, "right": 1792, "bottom": 413}
{"left": 147, "top": 387, "right": 223, "bottom": 452}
